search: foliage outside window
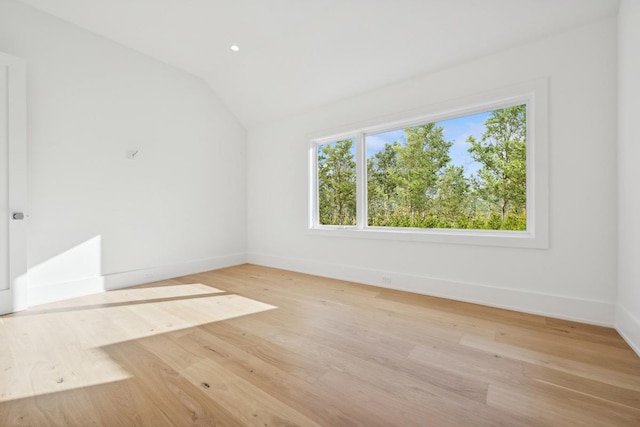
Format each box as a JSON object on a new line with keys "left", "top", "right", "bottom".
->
{"left": 315, "top": 104, "right": 528, "bottom": 232}
{"left": 367, "top": 105, "right": 526, "bottom": 230}
{"left": 317, "top": 139, "right": 357, "bottom": 225}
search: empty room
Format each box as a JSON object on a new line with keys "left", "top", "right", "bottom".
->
{"left": 1, "top": 0, "right": 639, "bottom": 425}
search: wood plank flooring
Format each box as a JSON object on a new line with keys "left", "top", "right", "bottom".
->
{"left": 1, "top": 264, "right": 639, "bottom": 426}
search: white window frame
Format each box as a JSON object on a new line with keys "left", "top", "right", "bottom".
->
{"left": 308, "top": 78, "right": 549, "bottom": 249}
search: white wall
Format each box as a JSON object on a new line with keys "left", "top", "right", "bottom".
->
{"left": 0, "top": 0, "right": 247, "bottom": 305}
{"left": 0, "top": 0, "right": 624, "bottom": 330}
{"left": 616, "top": 0, "right": 640, "bottom": 353}
{"left": 247, "top": 18, "right": 618, "bottom": 325}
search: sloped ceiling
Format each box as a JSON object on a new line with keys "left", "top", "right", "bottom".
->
{"left": 18, "top": 0, "right": 619, "bottom": 128}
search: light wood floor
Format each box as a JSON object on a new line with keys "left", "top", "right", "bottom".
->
{"left": 1, "top": 264, "right": 639, "bottom": 426}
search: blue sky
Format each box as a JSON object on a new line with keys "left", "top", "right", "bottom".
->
{"left": 366, "top": 111, "right": 491, "bottom": 177}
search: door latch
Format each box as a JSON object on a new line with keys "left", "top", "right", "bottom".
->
{"left": 12, "top": 212, "right": 24, "bottom": 220}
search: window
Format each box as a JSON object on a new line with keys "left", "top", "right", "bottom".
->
{"left": 366, "top": 105, "right": 526, "bottom": 231}
{"left": 308, "top": 80, "right": 548, "bottom": 248}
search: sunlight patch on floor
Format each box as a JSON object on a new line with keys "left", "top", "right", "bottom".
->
{"left": 29, "top": 283, "right": 226, "bottom": 311}
{"left": 0, "top": 284, "right": 277, "bottom": 403}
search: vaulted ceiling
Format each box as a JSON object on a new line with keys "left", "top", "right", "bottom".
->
{"left": 18, "top": 0, "right": 619, "bottom": 128}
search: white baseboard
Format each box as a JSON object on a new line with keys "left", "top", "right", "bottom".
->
{"left": 615, "top": 304, "right": 640, "bottom": 357}
{"left": 27, "top": 253, "right": 247, "bottom": 307}
{"left": 102, "top": 253, "right": 247, "bottom": 291}
{"left": 26, "top": 250, "right": 622, "bottom": 334}
{"left": 27, "top": 276, "right": 105, "bottom": 307}
{"left": 247, "top": 252, "right": 616, "bottom": 327}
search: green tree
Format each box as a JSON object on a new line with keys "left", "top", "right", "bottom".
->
{"left": 433, "top": 165, "right": 470, "bottom": 226}
{"left": 392, "top": 123, "right": 452, "bottom": 223}
{"left": 318, "top": 140, "right": 356, "bottom": 225}
{"left": 467, "top": 105, "right": 526, "bottom": 221}
{"left": 367, "top": 141, "right": 400, "bottom": 225}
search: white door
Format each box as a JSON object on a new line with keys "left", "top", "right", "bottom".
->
{"left": 0, "top": 52, "right": 27, "bottom": 315}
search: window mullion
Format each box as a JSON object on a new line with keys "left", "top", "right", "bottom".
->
{"left": 309, "top": 141, "right": 318, "bottom": 228}
{"left": 356, "top": 132, "right": 366, "bottom": 229}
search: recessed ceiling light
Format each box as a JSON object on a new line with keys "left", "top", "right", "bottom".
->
{"left": 230, "top": 45, "right": 240, "bottom": 52}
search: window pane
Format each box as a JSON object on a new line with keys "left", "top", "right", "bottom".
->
{"left": 366, "top": 105, "right": 526, "bottom": 230}
{"left": 317, "top": 139, "right": 357, "bottom": 226}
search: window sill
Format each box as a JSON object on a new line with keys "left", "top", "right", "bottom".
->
{"left": 306, "top": 226, "right": 548, "bottom": 249}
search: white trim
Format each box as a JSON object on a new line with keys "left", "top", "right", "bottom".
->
{"left": 27, "top": 253, "right": 247, "bottom": 306}
{"left": 308, "top": 77, "right": 549, "bottom": 249}
{"left": 308, "top": 142, "right": 317, "bottom": 228}
{"left": 363, "top": 97, "right": 527, "bottom": 141}
{"left": 306, "top": 226, "right": 540, "bottom": 249}
{"left": 615, "top": 304, "right": 640, "bottom": 357}
{"left": 247, "top": 252, "right": 615, "bottom": 327}
{"left": 27, "top": 276, "right": 105, "bottom": 307}
{"left": 355, "top": 132, "right": 366, "bottom": 227}
{"left": 103, "top": 253, "right": 247, "bottom": 291}
{"left": 0, "top": 51, "right": 28, "bottom": 314}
